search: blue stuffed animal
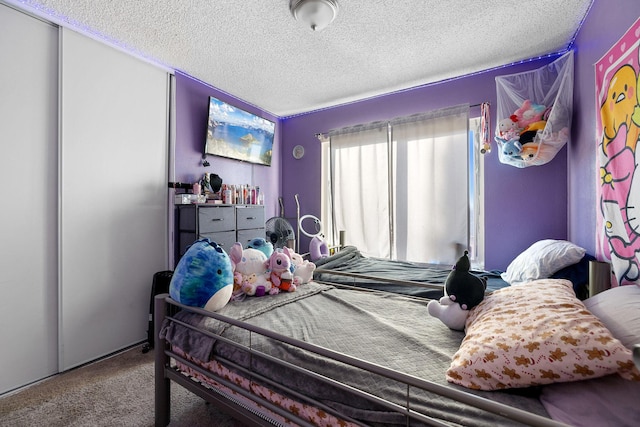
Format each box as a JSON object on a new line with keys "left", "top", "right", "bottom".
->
{"left": 496, "top": 136, "right": 523, "bottom": 157}
{"left": 247, "top": 237, "right": 274, "bottom": 258}
{"left": 169, "top": 238, "right": 233, "bottom": 312}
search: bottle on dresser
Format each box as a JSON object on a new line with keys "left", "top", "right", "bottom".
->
{"left": 221, "top": 183, "right": 263, "bottom": 205}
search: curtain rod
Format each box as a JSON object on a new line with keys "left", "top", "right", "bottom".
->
{"left": 316, "top": 102, "right": 490, "bottom": 140}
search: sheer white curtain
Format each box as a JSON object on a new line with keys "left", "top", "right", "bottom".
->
{"left": 392, "top": 105, "right": 469, "bottom": 264}
{"left": 330, "top": 125, "right": 391, "bottom": 258}
{"left": 328, "top": 105, "right": 469, "bottom": 264}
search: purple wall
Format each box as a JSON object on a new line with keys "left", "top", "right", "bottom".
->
{"left": 281, "top": 61, "right": 569, "bottom": 271}
{"left": 174, "top": 71, "right": 281, "bottom": 220}
{"left": 568, "top": 0, "right": 640, "bottom": 256}
{"left": 174, "top": 0, "right": 640, "bottom": 271}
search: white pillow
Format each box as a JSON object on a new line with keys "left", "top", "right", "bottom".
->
{"left": 501, "top": 239, "right": 586, "bottom": 285}
{"left": 584, "top": 285, "right": 640, "bottom": 349}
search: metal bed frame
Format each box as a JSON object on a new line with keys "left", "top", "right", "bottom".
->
{"left": 154, "top": 292, "right": 568, "bottom": 427}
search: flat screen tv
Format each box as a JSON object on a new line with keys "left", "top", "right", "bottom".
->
{"left": 204, "top": 96, "right": 276, "bottom": 166}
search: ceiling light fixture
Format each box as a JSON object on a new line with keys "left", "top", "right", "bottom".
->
{"left": 290, "top": 0, "right": 338, "bottom": 32}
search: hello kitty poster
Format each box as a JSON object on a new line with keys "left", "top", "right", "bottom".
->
{"left": 595, "top": 17, "right": 640, "bottom": 286}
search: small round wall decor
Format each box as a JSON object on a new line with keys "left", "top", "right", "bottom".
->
{"left": 292, "top": 145, "right": 305, "bottom": 159}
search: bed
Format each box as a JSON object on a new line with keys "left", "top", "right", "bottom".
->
{"left": 312, "top": 245, "right": 509, "bottom": 299}
{"left": 313, "top": 239, "right": 599, "bottom": 301}
{"left": 155, "top": 274, "right": 640, "bottom": 426}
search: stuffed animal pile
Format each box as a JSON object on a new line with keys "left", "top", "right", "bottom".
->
{"left": 495, "top": 99, "right": 552, "bottom": 162}
{"left": 229, "top": 242, "right": 316, "bottom": 300}
{"left": 427, "top": 250, "right": 487, "bottom": 331}
{"left": 171, "top": 237, "right": 317, "bottom": 304}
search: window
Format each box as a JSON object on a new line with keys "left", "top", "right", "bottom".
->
{"left": 321, "top": 105, "right": 485, "bottom": 267}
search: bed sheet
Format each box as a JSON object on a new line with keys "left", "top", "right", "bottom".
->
{"left": 161, "top": 282, "right": 548, "bottom": 426}
{"left": 313, "top": 246, "right": 509, "bottom": 299}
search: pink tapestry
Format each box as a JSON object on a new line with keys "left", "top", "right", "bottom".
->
{"left": 595, "top": 17, "right": 640, "bottom": 286}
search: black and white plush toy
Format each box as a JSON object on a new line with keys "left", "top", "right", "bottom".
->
{"left": 427, "top": 251, "right": 487, "bottom": 331}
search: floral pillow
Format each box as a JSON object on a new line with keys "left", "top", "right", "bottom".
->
{"left": 446, "top": 279, "right": 639, "bottom": 390}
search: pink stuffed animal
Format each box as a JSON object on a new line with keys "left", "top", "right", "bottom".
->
{"left": 267, "top": 248, "right": 296, "bottom": 293}
{"left": 512, "top": 100, "right": 546, "bottom": 129}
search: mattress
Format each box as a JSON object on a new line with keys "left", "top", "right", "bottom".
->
{"left": 161, "top": 281, "right": 549, "bottom": 426}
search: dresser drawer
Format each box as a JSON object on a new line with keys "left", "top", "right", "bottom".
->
{"left": 198, "top": 206, "right": 235, "bottom": 233}
{"left": 200, "top": 230, "right": 236, "bottom": 252}
{"left": 236, "top": 206, "right": 265, "bottom": 230}
{"left": 237, "top": 228, "right": 266, "bottom": 247}
{"left": 177, "top": 205, "right": 197, "bottom": 230}
{"left": 177, "top": 232, "right": 197, "bottom": 257}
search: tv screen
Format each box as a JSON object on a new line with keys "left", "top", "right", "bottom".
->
{"left": 204, "top": 96, "right": 276, "bottom": 166}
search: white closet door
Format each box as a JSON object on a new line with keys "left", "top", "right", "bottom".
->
{"left": 59, "top": 28, "right": 169, "bottom": 370}
{"left": 0, "top": 4, "right": 59, "bottom": 394}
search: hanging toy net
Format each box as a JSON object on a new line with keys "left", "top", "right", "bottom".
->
{"left": 495, "top": 51, "right": 574, "bottom": 168}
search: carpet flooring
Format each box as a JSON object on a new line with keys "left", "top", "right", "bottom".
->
{"left": 0, "top": 344, "right": 247, "bottom": 427}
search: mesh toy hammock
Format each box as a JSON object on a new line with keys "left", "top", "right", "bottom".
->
{"left": 494, "top": 51, "right": 574, "bottom": 168}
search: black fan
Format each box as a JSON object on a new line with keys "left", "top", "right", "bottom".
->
{"left": 265, "top": 197, "right": 295, "bottom": 248}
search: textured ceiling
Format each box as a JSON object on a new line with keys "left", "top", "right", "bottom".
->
{"left": 14, "top": 0, "right": 592, "bottom": 117}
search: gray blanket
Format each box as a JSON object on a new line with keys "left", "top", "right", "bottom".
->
{"left": 161, "top": 282, "right": 548, "bottom": 426}
{"left": 313, "top": 246, "right": 508, "bottom": 299}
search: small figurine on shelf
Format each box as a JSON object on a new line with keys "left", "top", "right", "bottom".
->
{"left": 201, "top": 173, "right": 212, "bottom": 196}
